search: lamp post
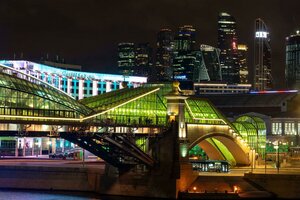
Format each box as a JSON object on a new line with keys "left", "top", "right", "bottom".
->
{"left": 274, "top": 141, "right": 279, "bottom": 174}
{"left": 250, "top": 148, "right": 255, "bottom": 173}
{"left": 261, "top": 145, "right": 266, "bottom": 174}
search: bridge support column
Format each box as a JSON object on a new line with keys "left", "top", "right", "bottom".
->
{"left": 165, "top": 81, "right": 197, "bottom": 197}
{"left": 165, "top": 81, "right": 188, "bottom": 140}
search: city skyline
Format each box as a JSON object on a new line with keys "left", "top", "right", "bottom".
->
{"left": 0, "top": 0, "right": 299, "bottom": 88}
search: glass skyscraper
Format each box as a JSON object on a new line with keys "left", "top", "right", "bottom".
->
{"left": 238, "top": 44, "right": 249, "bottom": 84}
{"left": 285, "top": 30, "right": 300, "bottom": 89}
{"left": 155, "top": 29, "right": 174, "bottom": 81}
{"left": 175, "top": 25, "right": 196, "bottom": 52}
{"left": 254, "top": 18, "right": 272, "bottom": 91}
{"left": 217, "top": 12, "right": 240, "bottom": 84}
{"left": 117, "top": 43, "right": 135, "bottom": 76}
{"left": 173, "top": 25, "right": 200, "bottom": 81}
{"left": 135, "top": 43, "right": 152, "bottom": 77}
{"left": 200, "top": 44, "right": 222, "bottom": 81}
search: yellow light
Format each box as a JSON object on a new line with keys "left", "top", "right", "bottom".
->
{"left": 233, "top": 185, "right": 239, "bottom": 193}
{"left": 193, "top": 186, "right": 197, "bottom": 192}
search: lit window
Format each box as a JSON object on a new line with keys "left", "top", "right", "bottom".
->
{"left": 272, "top": 122, "right": 282, "bottom": 135}
{"left": 285, "top": 122, "right": 296, "bottom": 135}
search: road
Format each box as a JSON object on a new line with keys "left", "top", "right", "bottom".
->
{"left": 196, "top": 165, "right": 300, "bottom": 176}
{"left": 0, "top": 158, "right": 300, "bottom": 175}
{"left": 0, "top": 157, "right": 105, "bottom": 169}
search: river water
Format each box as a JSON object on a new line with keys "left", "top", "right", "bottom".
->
{"left": 0, "top": 189, "right": 147, "bottom": 200}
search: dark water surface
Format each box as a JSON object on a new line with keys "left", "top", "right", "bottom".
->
{"left": 0, "top": 189, "right": 100, "bottom": 200}
{"left": 0, "top": 189, "right": 153, "bottom": 200}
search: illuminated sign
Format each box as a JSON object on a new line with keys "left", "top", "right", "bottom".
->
{"left": 174, "top": 75, "right": 187, "bottom": 80}
{"left": 255, "top": 31, "right": 268, "bottom": 38}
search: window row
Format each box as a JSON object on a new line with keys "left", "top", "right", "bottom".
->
{"left": 272, "top": 122, "right": 299, "bottom": 135}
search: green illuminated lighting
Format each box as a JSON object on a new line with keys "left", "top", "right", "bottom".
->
{"left": 82, "top": 87, "right": 160, "bottom": 120}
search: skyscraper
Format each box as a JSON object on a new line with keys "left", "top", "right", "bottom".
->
{"left": 285, "top": 30, "right": 300, "bottom": 89}
{"left": 254, "top": 18, "right": 272, "bottom": 91}
{"left": 173, "top": 25, "right": 201, "bottom": 82}
{"left": 217, "top": 12, "right": 240, "bottom": 84}
{"left": 175, "top": 25, "right": 196, "bottom": 52}
{"left": 117, "top": 43, "right": 135, "bottom": 76}
{"left": 238, "top": 44, "right": 249, "bottom": 84}
{"left": 135, "top": 43, "right": 152, "bottom": 77}
{"left": 155, "top": 29, "right": 174, "bottom": 81}
{"left": 200, "top": 44, "right": 222, "bottom": 81}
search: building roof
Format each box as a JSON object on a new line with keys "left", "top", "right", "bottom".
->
{"left": 198, "top": 93, "right": 297, "bottom": 108}
{"left": 194, "top": 92, "right": 298, "bottom": 118}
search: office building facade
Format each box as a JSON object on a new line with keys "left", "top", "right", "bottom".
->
{"left": 0, "top": 60, "right": 147, "bottom": 100}
{"left": 285, "top": 30, "right": 300, "bottom": 89}
{"left": 238, "top": 44, "right": 249, "bottom": 84}
{"left": 173, "top": 25, "right": 202, "bottom": 82}
{"left": 200, "top": 44, "right": 222, "bottom": 82}
{"left": 155, "top": 29, "right": 174, "bottom": 81}
{"left": 174, "top": 25, "right": 196, "bottom": 52}
{"left": 254, "top": 18, "right": 272, "bottom": 91}
{"left": 135, "top": 43, "right": 153, "bottom": 77}
{"left": 117, "top": 43, "right": 135, "bottom": 76}
{"left": 217, "top": 12, "right": 240, "bottom": 84}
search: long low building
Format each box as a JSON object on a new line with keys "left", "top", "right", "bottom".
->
{"left": 0, "top": 60, "right": 147, "bottom": 100}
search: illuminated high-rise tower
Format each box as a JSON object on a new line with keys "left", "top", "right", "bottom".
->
{"left": 173, "top": 25, "right": 199, "bottom": 81}
{"left": 155, "top": 29, "right": 174, "bottom": 81}
{"left": 175, "top": 25, "right": 196, "bottom": 52}
{"left": 172, "top": 25, "right": 201, "bottom": 81}
{"left": 254, "top": 18, "right": 272, "bottom": 91}
{"left": 238, "top": 44, "right": 249, "bottom": 84}
{"left": 217, "top": 12, "right": 240, "bottom": 84}
{"left": 200, "top": 44, "right": 222, "bottom": 81}
{"left": 118, "top": 42, "right": 135, "bottom": 76}
{"left": 285, "top": 30, "right": 300, "bottom": 89}
{"left": 135, "top": 43, "right": 152, "bottom": 77}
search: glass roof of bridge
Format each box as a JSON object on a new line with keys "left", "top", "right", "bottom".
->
{"left": 80, "top": 86, "right": 168, "bottom": 124}
{"left": 184, "top": 98, "right": 229, "bottom": 125}
{"left": 0, "top": 72, "right": 92, "bottom": 116}
{"left": 80, "top": 86, "right": 161, "bottom": 112}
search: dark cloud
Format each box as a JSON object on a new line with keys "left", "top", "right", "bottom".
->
{"left": 0, "top": 0, "right": 299, "bottom": 88}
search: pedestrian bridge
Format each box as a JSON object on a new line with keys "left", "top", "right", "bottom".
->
{"left": 0, "top": 64, "right": 267, "bottom": 168}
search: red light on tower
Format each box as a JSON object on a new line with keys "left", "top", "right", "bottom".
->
{"left": 232, "top": 42, "right": 237, "bottom": 49}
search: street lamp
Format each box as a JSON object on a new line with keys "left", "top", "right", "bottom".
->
{"left": 250, "top": 148, "right": 255, "bottom": 173}
{"left": 274, "top": 142, "right": 279, "bottom": 174}
{"left": 261, "top": 145, "right": 266, "bottom": 174}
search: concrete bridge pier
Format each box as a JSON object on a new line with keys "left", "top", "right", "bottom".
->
{"left": 165, "top": 82, "right": 198, "bottom": 197}
{"left": 96, "top": 122, "right": 179, "bottom": 198}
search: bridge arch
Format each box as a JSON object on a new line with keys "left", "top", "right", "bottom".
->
{"left": 187, "top": 124, "right": 250, "bottom": 166}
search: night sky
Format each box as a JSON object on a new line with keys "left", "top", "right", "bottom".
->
{"left": 0, "top": 0, "right": 299, "bottom": 88}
